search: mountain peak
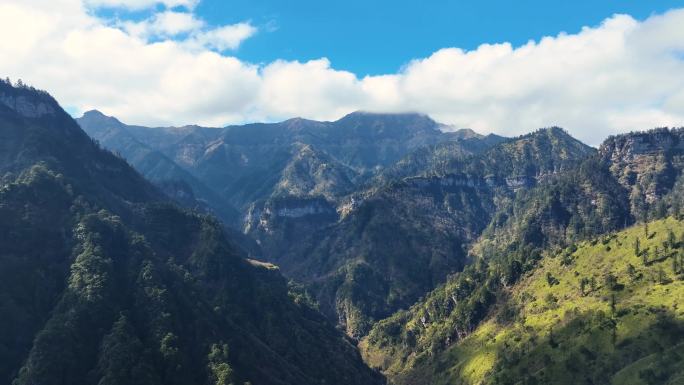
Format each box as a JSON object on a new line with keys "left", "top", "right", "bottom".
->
{"left": 541, "top": 125, "right": 569, "bottom": 135}
{"left": 81, "top": 109, "right": 107, "bottom": 118}
{"left": 519, "top": 126, "right": 587, "bottom": 146}
{"left": 280, "top": 116, "right": 326, "bottom": 130}
{"left": 78, "top": 109, "right": 125, "bottom": 130}
{"left": 446, "top": 127, "right": 484, "bottom": 140}
{"left": 337, "top": 110, "right": 434, "bottom": 123}
{"left": 333, "top": 111, "right": 440, "bottom": 136}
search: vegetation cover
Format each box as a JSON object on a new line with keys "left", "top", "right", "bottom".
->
{"left": 363, "top": 218, "right": 684, "bottom": 385}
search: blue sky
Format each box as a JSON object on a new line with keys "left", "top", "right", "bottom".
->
{"left": 2, "top": 0, "right": 684, "bottom": 143}
{"left": 191, "top": 0, "right": 682, "bottom": 75}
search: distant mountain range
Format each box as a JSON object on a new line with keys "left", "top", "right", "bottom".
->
{"left": 2, "top": 78, "right": 684, "bottom": 385}
{"left": 77, "top": 110, "right": 504, "bottom": 217}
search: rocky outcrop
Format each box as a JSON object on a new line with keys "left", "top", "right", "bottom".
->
{"left": 0, "top": 81, "right": 57, "bottom": 119}
{"left": 599, "top": 128, "right": 684, "bottom": 163}
{"left": 244, "top": 196, "right": 338, "bottom": 234}
{"left": 405, "top": 174, "right": 485, "bottom": 190}
{"left": 0, "top": 94, "right": 55, "bottom": 118}
{"left": 600, "top": 128, "right": 684, "bottom": 210}
{"left": 504, "top": 175, "right": 536, "bottom": 190}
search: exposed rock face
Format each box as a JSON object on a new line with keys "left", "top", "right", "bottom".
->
{"left": 243, "top": 196, "right": 340, "bottom": 276}
{"left": 504, "top": 175, "right": 536, "bottom": 190}
{"left": 0, "top": 94, "right": 55, "bottom": 118}
{"left": 275, "top": 202, "right": 335, "bottom": 218}
{"left": 600, "top": 128, "right": 684, "bottom": 213}
{"left": 245, "top": 197, "right": 338, "bottom": 234}
{"left": 405, "top": 174, "right": 485, "bottom": 189}
{"left": 600, "top": 128, "right": 684, "bottom": 162}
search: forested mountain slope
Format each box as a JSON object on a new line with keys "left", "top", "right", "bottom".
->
{"left": 363, "top": 218, "right": 684, "bottom": 385}
{"left": 361, "top": 128, "right": 684, "bottom": 384}
{"left": 0, "top": 80, "right": 384, "bottom": 385}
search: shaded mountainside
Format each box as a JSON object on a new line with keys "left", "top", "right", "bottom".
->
{"left": 78, "top": 111, "right": 415, "bottom": 208}
{"left": 272, "top": 142, "right": 360, "bottom": 201}
{"left": 77, "top": 110, "right": 240, "bottom": 226}
{"left": 361, "top": 128, "right": 684, "bottom": 384}
{"left": 363, "top": 218, "right": 684, "bottom": 385}
{"left": 78, "top": 110, "right": 498, "bottom": 213}
{"left": 267, "top": 128, "right": 596, "bottom": 337}
{"left": 0, "top": 80, "right": 384, "bottom": 385}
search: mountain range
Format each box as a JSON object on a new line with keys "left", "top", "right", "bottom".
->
{"left": 2, "top": 79, "right": 684, "bottom": 384}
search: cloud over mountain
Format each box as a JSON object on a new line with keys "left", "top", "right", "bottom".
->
{"left": 1, "top": 0, "right": 683, "bottom": 143}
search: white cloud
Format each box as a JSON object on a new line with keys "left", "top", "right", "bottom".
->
{"left": 258, "top": 58, "right": 365, "bottom": 121}
{"left": 86, "top": 0, "right": 199, "bottom": 11}
{"left": 118, "top": 9, "right": 256, "bottom": 51}
{"left": 1, "top": 0, "right": 683, "bottom": 144}
{"left": 186, "top": 23, "right": 258, "bottom": 51}
{"left": 119, "top": 11, "right": 256, "bottom": 51}
{"left": 123, "top": 11, "right": 204, "bottom": 38}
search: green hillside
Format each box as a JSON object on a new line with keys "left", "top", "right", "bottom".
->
{"left": 362, "top": 217, "right": 684, "bottom": 384}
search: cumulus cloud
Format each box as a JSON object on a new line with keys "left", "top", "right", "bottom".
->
{"left": 119, "top": 10, "right": 256, "bottom": 52}
{"left": 86, "top": 0, "right": 199, "bottom": 10}
{"left": 123, "top": 11, "right": 204, "bottom": 38}
{"left": 1, "top": 0, "right": 683, "bottom": 144}
{"left": 186, "top": 22, "right": 258, "bottom": 51}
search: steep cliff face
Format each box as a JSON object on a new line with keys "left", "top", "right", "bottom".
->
{"left": 477, "top": 129, "right": 684, "bottom": 259}
{"left": 244, "top": 197, "right": 338, "bottom": 236}
{"left": 243, "top": 196, "right": 339, "bottom": 267}
{"left": 0, "top": 93, "right": 56, "bottom": 118}
{"left": 599, "top": 128, "right": 684, "bottom": 218}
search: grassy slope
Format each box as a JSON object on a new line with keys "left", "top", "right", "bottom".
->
{"left": 364, "top": 218, "right": 684, "bottom": 385}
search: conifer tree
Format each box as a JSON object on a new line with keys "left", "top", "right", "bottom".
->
{"left": 634, "top": 237, "right": 641, "bottom": 257}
